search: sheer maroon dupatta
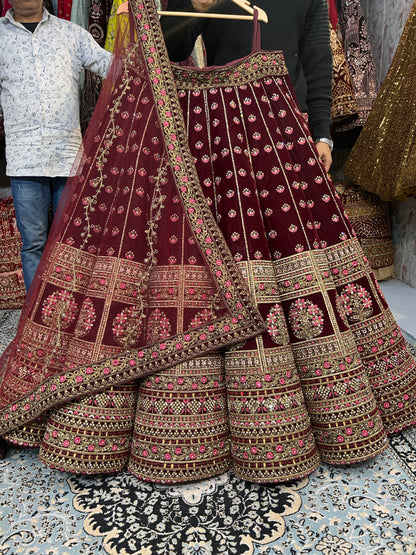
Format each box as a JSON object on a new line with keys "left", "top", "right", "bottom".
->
{"left": 0, "top": 0, "right": 265, "bottom": 436}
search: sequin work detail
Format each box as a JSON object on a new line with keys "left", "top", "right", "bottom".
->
{"left": 0, "top": 0, "right": 416, "bottom": 484}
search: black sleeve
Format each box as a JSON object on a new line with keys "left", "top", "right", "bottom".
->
{"left": 299, "top": 0, "right": 333, "bottom": 139}
{"left": 160, "top": 0, "right": 205, "bottom": 62}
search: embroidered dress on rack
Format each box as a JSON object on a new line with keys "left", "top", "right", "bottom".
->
{"left": 0, "top": 0, "right": 415, "bottom": 484}
{"left": 327, "top": 0, "right": 358, "bottom": 125}
{"left": 335, "top": 0, "right": 378, "bottom": 132}
{"left": 0, "top": 1, "right": 265, "bottom": 476}
{"left": 140, "top": 45, "right": 416, "bottom": 483}
{"left": 345, "top": 2, "right": 416, "bottom": 202}
{"left": 0, "top": 197, "right": 26, "bottom": 309}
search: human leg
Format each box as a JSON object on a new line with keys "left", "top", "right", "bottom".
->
{"left": 10, "top": 177, "right": 51, "bottom": 290}
{"left": 51, "top": 176, "right": 67, "bottom": 216}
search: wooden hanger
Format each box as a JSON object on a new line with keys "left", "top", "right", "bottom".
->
{"left": 230, "top": 0, "right": 268, "bottom": 23}
{"left": 117, "top": 1, "right": 268, "bottom": 23}
{"left": 159, "top": 0, "right": 268, "bottom": 23}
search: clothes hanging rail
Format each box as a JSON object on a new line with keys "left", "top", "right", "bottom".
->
{"left": 118, "top": 0, "right": 268, "bottom": 23}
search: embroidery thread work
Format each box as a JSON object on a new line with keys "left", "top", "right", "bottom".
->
{"left": 0, "top": 0, "right": 415, "bottom": 484}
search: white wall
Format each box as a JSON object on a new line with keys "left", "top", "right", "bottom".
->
{"left": 363, "top": 0, "right": 413, "bottom": 83}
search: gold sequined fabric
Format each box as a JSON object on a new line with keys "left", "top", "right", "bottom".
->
{"left": 335, "top": 183, "right": 395, "bottom": 280}
{"left": 344, "top": 3, "right": 416, "bottom": 202}
{"left": 39, "top": 385, "right": 138, "bottom": 473}
{"left": 4, "top": 415, "right": 47, "bottom": 448}
{"left": 128, "top": 354, "right": 233, "bottom": 483}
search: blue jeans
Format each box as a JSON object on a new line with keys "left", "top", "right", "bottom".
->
{"left": 11, "top": 176, "right": 67, "bottom": 291}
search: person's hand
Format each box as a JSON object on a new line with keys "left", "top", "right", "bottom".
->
{"left": 191, "top": 0, "right": 218, "bottom": 12}
{"left": 316, "top": 141, "right": 332, "bottom": 173}
{"left": 116, "top": 1, "right": 128, "bottom": 14}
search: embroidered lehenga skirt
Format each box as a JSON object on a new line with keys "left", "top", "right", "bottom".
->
{"left": 0, "top": 197, "right": 26, "bottom": 309}
{"left": 0, "top": 0, "right": 415, "bottom": 484}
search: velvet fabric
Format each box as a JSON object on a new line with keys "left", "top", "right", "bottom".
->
{"left": 0, "top": 0, "right": 415, "bottom": 484}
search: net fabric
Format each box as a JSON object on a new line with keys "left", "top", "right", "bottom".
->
{"left": 0, "top": 0, "right": 415, "bottom": 483}
{"left": 0, "top": 1, "right": 264, "bottom": 471}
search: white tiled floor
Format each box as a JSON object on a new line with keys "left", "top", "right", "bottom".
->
{"left": 380, "top": 279, "right": 416, "bottom": 341}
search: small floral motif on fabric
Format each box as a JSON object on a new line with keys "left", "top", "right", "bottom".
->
{"left": 146, "top": 309, "right": 172, "bottom": 343}
{"left": 112, "top": 306, "right": 144, "bottom": 347}
{"left": 288, "top": 298, "right": 324, "bottom": 340}
{"left": 335, "top": 293, "right": 349, "bottom": 327}
{"left": 74, "top": 298, "right": 97, "bottom": 338}
{"left": 266, "top": 303, "right": 290, "bottom": 346}
{"left": 190, "top": 308, "right": 215, "bottom": 328}
{"left": 41, "top": 290, "right": 78, "bottom": 329}
{"left": 338, "top": 283, "right": 374, "bottom": 322}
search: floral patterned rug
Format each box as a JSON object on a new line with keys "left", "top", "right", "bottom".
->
{"left": 0, "top": 309, "right": 416, "bottom": 555}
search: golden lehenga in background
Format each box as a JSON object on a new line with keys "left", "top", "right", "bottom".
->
{"left": 345, "top": 3, "right": 416, "bottom": 202}
{"left": 327, "top": 0, "right": 395, "bottom": 281}
{"left": 334, "top": 182, "right": 395, "bottom": 282}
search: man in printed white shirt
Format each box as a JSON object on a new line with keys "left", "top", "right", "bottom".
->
{"left": 0, "top": 0, "right": 112, "bottom": 291}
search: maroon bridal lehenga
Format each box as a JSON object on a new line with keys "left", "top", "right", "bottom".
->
{"left": 0, "top": 0, "right": 415, "bottom": 484}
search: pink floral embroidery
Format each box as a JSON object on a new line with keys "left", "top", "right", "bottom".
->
{"left": 41, "top": 290, "right": 78, "bottom": 328}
